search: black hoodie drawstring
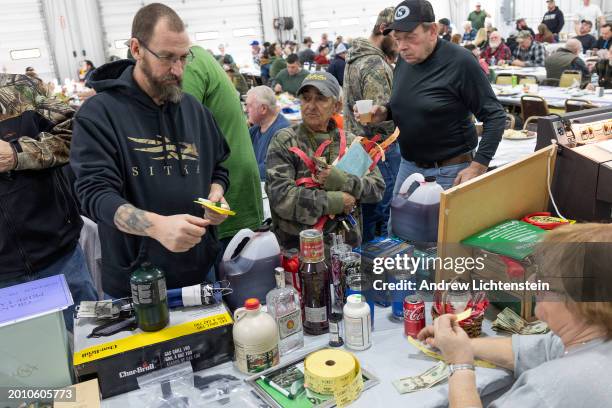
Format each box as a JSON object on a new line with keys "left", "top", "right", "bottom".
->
{"left": 170, "top": 107, "right": 187, "bottom": 177}
{"left": 158, "top": 109, "right": 169, "bottom": 168}
{"left": 159, "top": 104, "right": 186, "bottom": 176}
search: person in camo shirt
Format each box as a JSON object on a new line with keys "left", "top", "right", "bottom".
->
{"left": 265, "top": 72, "right": 384, "bottom": 250}
{"left": 343, "top": 6, "right": 401, "bottom": 243}
{"left": 0, "top": 73, "right": 97, "bottom": 331}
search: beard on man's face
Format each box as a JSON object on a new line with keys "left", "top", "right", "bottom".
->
{"left": 141, "top": 57, "right": 183, "bottom": 103}
{"left": 381, "top": 35, "right": 398, "bottom": 60}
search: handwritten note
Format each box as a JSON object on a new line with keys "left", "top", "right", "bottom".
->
{"left": 0, "top": 274, "right": 73, "bottom": 327}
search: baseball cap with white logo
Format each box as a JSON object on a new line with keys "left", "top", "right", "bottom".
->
{"left": 383, "top": 0, "right": 436, "bottom": 35}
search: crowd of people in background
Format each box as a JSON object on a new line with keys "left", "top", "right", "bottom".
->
{"left": 36, "top": 0, "right": 607, "bottom": 102}
{"left": 52, "top": 0, "right": 606, "bottom": 198}
{"left": 10, "top": 1, "right": 612, "bottom": 313}
{"left": 208, "top": 0, "right": 612, "bottom": 207}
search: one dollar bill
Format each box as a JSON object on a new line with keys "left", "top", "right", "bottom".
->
{"left": 392, "top": 361, "right": 449, "bottom": 394}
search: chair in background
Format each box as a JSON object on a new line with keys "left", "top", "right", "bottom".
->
{"left": 495, "top": 73, "right": 513, "bottom": 85}
{"left": 520, "top": 95, "right": 549, "bottom": 124}
{"left": 244, "top": 73, "right": 263, "bottom": 88}
{"left": 519, "top": 75, "right": 538, "bottom": 84}
{"left": 559, "top": 70, "right": 582, "bottom": 88}
{"left": 522, "top": 115, "right": 541, "bottom": 132}
{"left": 540, "top": 78, "right": 560, "bottom": 86}
{"left": 565, "top": 98, "right": 596, "bottom": 112}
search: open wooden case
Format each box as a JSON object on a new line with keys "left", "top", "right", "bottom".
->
{"left": 436, "top": 144, "right": 558, "bottom": 319}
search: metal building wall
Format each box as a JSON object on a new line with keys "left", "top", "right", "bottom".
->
{"left": 99, "top": 0, "right": 264, "bottom": 67}
{"left": 0, "top": 0, "right": 55, "bottom": 80}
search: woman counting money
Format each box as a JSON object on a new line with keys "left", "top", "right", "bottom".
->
{"left": 418, "top": 223, "right": 612, "bottom": 407}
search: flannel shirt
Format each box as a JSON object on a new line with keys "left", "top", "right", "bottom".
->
{"left": 512, "top": 41, "right": 546, "bottom": 67}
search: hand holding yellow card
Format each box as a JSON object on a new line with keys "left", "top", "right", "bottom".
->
{"left": 194, "top": 198, "right": 236, "bottom": 216}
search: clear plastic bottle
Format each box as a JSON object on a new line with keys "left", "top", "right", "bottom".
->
{"left": 266, "top": 267, "right": 304, "bottom": 355}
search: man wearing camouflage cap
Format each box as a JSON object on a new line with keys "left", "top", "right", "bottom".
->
{"left": 343, "top": 6, "right": 401, "bottom": 243}
{"left": 266, "top": 72, "right": 384, "bottom": 250}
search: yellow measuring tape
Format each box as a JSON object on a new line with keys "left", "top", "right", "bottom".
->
{"left": 407, "top": 336, "right": 496, "bottom": 369}
{"left": 304, "top": 349, "right": 364, "bottom": 407}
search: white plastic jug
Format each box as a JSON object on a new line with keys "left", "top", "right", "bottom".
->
{"left": 233, "top": 298, "right": 280, "bottom": 374}
{"left": 219, "top": 225, "right": 281, "bottom": 310}
{"left": 391, "top": 174, "right": 444, "bottom": 244}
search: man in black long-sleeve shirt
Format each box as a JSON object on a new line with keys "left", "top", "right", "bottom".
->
{"left": 361, "top": 0, "right": 505, "bottom": 239}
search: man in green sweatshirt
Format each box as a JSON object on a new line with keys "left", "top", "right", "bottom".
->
{"left": 272, "top": 53, "right": 309, "bottom": 96}
{"left": 183, "top": 46, "right": 263, "bottom": 247}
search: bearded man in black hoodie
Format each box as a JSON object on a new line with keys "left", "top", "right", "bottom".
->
{"left": 71, "top": 3, "right": 230, "bottom": 298}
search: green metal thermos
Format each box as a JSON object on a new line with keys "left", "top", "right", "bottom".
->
{"left": 130, "top": 262, "right": 170, "bottom": 331}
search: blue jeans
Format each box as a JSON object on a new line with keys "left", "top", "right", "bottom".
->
{"left": 388, "top": 158, "right": 471, "bottom": 236}
{"left": 0, "top": 245, "right": 98, "bottom": 332}
{"left": 361, "top": 142, "right": 401, "bottom": 243}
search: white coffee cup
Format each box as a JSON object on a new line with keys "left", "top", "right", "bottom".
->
{"left": 355, "top": 99, "right": 373, "bottom": 124}
{"left": 596, "top": 86, "right": 604, "bottom": 97}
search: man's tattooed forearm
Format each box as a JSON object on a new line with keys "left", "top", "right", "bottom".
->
{"left": 114, "top": 204, "right": 152, "bottom": 235}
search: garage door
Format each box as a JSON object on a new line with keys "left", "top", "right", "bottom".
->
{"left": 99, "top": 0, "right": 264, "bottom": 67}
{"left": 0, "top": 0, "right": 55, "bottom": 81}
{"left": 299, "top": 0, "right": 452, "bottom": 43}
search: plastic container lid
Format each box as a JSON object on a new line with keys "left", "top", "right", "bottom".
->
{"left": 424, "top": 176, "right": 437, "bottom": 182}
{"left": 347, "top": 294, "right": 365, "bottom": 304}
{"left": 245, "top": 298, "right": 260, "bottom": 310}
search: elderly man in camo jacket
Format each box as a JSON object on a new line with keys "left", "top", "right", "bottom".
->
{"left": 266, "top": 72, "right": 385, "bottom": 251}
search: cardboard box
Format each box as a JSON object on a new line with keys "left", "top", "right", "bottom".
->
{"left": 0, "top": 274, "right": 74, "bottom": 405}
{"left": 73, "top": 303, "right": 234, "bottom": 399}
{"left": 54, "top": 379, "right": 101, "bottom": 408}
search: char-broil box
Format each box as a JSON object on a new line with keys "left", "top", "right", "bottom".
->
{"left": 73, "top": 303, "right": 234, "bottom": 398}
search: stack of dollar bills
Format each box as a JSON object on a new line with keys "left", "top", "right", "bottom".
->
{"left": 492, "top": 308, "right": 549, "bottom": 335}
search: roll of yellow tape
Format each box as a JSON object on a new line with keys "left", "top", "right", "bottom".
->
{"left": 304, "top": 349, "right": 364, "bottom": 407}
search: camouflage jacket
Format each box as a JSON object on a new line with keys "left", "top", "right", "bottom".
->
{"left": 0, "top": 74, "right": 74, "bottom": 170}
{"left": 343, "top": 38, "right": 395, "bottom": 138}
{"left": 0, "top": 74, "right": 82, "bottom": 275}
{"left": 265, "top": 122, "right": 385, "bottom": 250}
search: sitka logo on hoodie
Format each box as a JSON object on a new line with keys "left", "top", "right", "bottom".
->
{"left": 128, "top": 136, "right": 199, "bottom": 161}
{"left": 129, "top": 135, "right": 201, "bottom": 177}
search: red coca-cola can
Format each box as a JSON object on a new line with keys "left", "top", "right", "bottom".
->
{"left": 404, "top": 295, "right": 425, "bottom": 338}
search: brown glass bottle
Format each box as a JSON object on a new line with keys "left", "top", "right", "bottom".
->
{"left": 299, "top": 230, "right": 331, "bottom": 335}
